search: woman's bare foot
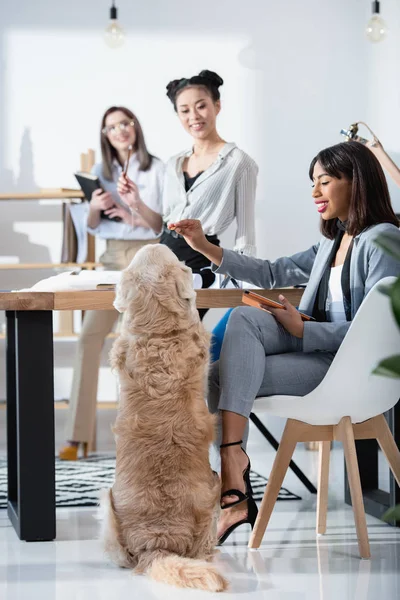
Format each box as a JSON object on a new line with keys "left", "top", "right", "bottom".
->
{"left": 218, "top": 445, "right": 250, "bottom": 539}
{"left": 217, "top": 504, "right": 248, "bottom": 539}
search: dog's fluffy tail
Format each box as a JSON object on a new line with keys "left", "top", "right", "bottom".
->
{"left": 144, "top": 551, "right": 228, "bottom": 592}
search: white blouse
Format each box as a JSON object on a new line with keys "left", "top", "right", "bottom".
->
{"left": 87, "top": 154, "right": 165, "bottom": 240}
{"left": 326, "top": 265, "right": 347, "bottom": 322}
{"left": 162, "top": 142, "right": 258, "bottom": 256}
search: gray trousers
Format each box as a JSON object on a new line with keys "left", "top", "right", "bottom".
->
{"left": 208, "top": 306, "right": 335, "bottom": 456}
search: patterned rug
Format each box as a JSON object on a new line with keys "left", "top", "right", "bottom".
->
{"left": 0, "top": 455, "right": 301, "bottom": 508}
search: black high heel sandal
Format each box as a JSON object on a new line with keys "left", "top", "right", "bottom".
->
{"left": 217, "top": 440, "right": 259, "bottom": 546}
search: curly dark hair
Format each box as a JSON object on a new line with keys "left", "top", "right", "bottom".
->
{"left": 309, "top": 141, "right": 398, "bottom": 239}
{"left": 166, "top": 70, "right": 224, "bottom": 111}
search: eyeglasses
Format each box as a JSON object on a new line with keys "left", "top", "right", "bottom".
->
{"left": 102, "top": 120, "right": 135, "bottom": 136}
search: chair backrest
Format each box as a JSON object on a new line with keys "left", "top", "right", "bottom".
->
{"left": 306, "top": 276, "right": 400, "bottom": 423}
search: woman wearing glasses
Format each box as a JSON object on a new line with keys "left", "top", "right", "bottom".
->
{"left": 59, "top": 106, "right": 164, "bottom": 460}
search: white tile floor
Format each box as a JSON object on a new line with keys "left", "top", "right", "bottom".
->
{"left": 1, "top": 425, "right": 399, "bottom": 600}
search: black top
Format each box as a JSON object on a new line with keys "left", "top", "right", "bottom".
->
{"left": 183, "top": 171, "right": 203, "bottom": 192}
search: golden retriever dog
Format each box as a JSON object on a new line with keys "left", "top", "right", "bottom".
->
{"left": 101, "top": 244, "right": 227, "bottom": 593}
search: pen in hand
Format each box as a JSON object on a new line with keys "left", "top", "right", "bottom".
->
{"left": 123, "top": 144, "right": 133, "bottom": 176}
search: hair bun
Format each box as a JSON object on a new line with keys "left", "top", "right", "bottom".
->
{"left": 166, "top": 79, "right": 184, "bottom": 101}
{"left": 198, "top": 70, "right": 224, "bottom": 88}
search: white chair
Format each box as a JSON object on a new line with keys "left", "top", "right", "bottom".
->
{"left": 249, "top": 277, "right": 400, "bottom": 559}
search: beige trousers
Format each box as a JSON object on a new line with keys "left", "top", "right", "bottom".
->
{"left": 65, "top": 238, "right": 159, "bottom": 442}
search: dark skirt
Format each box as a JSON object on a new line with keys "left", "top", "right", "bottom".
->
{"left": 160, "top": 226, "right": 220, "bottom": 320}
{"left": 160, "top": 226, "right": 220, "bottom": 289}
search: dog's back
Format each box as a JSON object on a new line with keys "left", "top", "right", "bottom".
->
{"left": 104, "top": 245, "right": 227, "bottom": 591}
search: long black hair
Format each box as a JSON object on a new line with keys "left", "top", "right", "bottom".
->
{"left": 166, "top": 70, "right": 223, "bottom": 111}
{"left": 309, "top": 141, "right": 398, "bottom": 239}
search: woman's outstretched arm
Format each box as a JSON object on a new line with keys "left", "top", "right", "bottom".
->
{"left": 170, "top": 219, "right": 318, "bottom": 290}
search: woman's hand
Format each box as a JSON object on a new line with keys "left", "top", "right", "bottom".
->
{"left": 117, "top": 172, "right": 163, "bottom": 232}
{"left": 90, "top": 189, "right": 114, "bottom": 211}
{"left": 117, "top": 173, "right": 143, "bottom": 212}
{"left": 103, "top": 205, "right": 132, "bottom": 224}
{"left": 169, "top": 219, "right": 208, "bottom": 253}
{"left": 131, "top": 214, "right": 151, "bottom": 228}
{"left": 268, "top": 294, "right": 304, "bottom": 338}
{"left": 169, "top": 219, "right": 224, "bottom": 266}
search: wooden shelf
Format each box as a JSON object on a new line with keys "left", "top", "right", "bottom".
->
{"left": 0, "top": 191, "right": 84, "bottom": 200}
{"left": 0, "top": 262, "right": 101, "bottom": 270}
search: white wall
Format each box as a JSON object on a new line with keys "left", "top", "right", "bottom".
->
{"left": 366, "top": 0, "right": 400, "bottom": 209}
{"left": 0, "top": 0, "right": 387, "bottom": 401}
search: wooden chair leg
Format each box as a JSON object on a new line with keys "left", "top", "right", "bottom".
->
{"left": 336, "top": 416, "right": 371, "bottom": 559}
{"left": 316, "top": 441, "right": 330, "bottom": 535}
{"left": 89, "top": 413, "right": 97, "bottom": 453}
{"left": 248, "top": 419, "right": 299, "bottom": 549}
{"left": 371, "top": 414, "right": 400, "bottom": 487}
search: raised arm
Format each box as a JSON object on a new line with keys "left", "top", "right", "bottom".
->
{"left": 367, "top": 139, "right": 400, "bottom": 188}
{"left": 169, "top": 219, "right": 318, "bottom": 289}
{"left": 117, "top": 173, "right": 163, "bottom": 233}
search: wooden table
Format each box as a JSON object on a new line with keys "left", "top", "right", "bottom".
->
{"left": 0, "top": 287, "right": 305, "bottom": 542}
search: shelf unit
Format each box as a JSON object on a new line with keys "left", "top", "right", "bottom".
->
{"left": 0, "top": 149, "right": 98, "bottom": 338}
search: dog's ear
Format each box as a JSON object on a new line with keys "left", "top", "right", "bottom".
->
{"left": 175, "top": 265, "right": 196, "bottom": 300}
{"left": 113, "top": 269, "right": 137, "bottom": 313}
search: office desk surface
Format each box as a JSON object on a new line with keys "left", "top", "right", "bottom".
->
{"left": 0, "top": 288, "right": 304, "bottom": 312}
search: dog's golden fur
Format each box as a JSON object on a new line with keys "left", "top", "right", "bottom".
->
{"left": 101, "top": 244, "right": 227, "bottom": 592}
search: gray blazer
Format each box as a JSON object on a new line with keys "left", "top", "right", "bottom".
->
{"left": 213, "top": 223, "right": 400, "bottom": 353}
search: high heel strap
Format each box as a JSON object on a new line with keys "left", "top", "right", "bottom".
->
{"left": 247, "top": 496, "right": 258, "bottom": 528}
{"left": 220, "top": 440, "right": 243, "bottom": 448}
{"left": 220, "top": 489, "right": 248, "bottom": 509}
{"left": 217, "top": 496, "right": 259, "bottom": 546}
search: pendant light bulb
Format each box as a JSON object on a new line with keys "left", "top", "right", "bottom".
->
{"left": 366, "top": 1, "right": 387, "bottom": 43}
{"left": 104, "top": 1, "right": 125, "bottom": 49}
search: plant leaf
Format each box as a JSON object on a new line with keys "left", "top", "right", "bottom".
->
{"left": 382, "top": 505, "right": 400, "bottom": 523}
{"left": 390, "top": 277, "right": 400, "bottom": 329}
{"left": 378, "top": 283, "right": 393, "bottom": 297}
{"left": 375, "top": 231, "right": 400, "bottom": 261}
{"left": 372, "top": 355, "right": 400, "bottom": 379}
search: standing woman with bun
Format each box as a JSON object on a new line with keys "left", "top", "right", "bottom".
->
{"left": 117, "top": 70, "right": 258, "bottom": 311}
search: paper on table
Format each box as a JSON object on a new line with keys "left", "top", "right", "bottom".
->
{"left": 18, "top": 270, "right": 122, "bottom": 292}
{"left": 18, "top": 270, "right": 205, "bottom": 292}
{"left": 17, "top": 268, "right": 251, "bottom": 293}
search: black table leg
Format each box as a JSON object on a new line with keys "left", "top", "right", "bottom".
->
{"left": 6, "top": 312, "right": 18, "bottom": 511}
{"left": 250, "top": 412, "right": 317, "bottom": 494}
{"left": 345, "top": 405, "right": 400, "bottom": 526}
{"left": 6, "top": 310, "right": 55, "bottom": 541}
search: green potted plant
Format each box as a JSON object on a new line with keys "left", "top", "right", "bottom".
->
{"left": 373, "top": 229, "right": 400, "bottom": 522}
